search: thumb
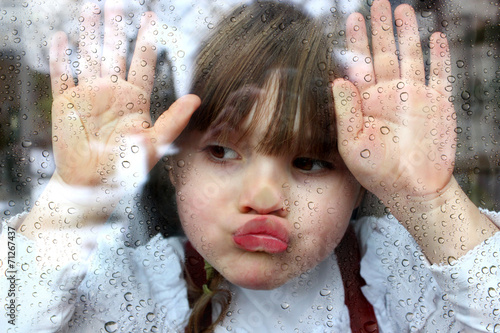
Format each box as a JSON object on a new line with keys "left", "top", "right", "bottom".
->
{"left": 152, "top": 94, "right": 201, "bottom": 154}
{"left": 332, "top": 79, "right": 363, "bottom": 156}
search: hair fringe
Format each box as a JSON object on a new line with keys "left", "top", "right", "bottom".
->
{"left": 186, "top": 0, "right": 337, "bottom": 160}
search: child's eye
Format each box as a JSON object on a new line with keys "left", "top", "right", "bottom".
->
{"left": 206, "top": 145, "right": 240, "bottom": 161}
{"left": 292, "top": 157, "right": 334, "bottom": 173}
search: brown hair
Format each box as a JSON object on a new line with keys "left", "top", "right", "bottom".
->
{"left": 182, "top": 1, "right": 338, "bottom": 331}
{"left": 181, "top": 0, "right": 338, "bottom": 158}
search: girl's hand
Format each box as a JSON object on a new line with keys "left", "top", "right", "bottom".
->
{"left": 18, "top": 0, "right": 199, "bottom": 237}
{"left": 334, "top": 0, "right": 499, "bottom": 264}
{"left": 50, "top": 0, "right": 200, "bottom": 190}
{"left": 333, "top": 0, "right": 455, "bottom": 204}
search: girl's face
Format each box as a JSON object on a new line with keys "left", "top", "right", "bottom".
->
{"left": 172, "top": 87, "right": 361, "bottom": 290}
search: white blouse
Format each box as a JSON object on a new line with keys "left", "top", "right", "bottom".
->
{"left": 1, "top": 210, "right": 499, "bottom": 332}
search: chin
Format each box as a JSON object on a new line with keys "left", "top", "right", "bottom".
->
{"left": 227, "top": 275, "right": 285, "bottom": 290}
{"left": 221, "top": 262, "right": 298, "bottom": 290}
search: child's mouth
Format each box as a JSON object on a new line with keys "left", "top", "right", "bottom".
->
{"left": 233, "top": 216, "right": 289, "bottom": 254}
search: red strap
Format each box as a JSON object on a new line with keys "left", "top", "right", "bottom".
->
{"left": 336, "top": 225, "right": 379, "bottom": 333}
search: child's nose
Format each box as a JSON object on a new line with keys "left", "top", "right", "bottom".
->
{"left": 238, "top": 157, "right": 288, "bottom": 216}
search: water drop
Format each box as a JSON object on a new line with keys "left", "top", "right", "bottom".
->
{"left": 380, "top": 126, "right": 390, "bottom": 135}
{"left": 320, "top": 289, "right": 331, "bottom": 296}
{"left": 360, "top": 149, "right": 371, "bottom": 158}
{"left": 124, "top": 292, "right": 133, "bottom": 302}
{"left": 122, "top": 161, "right": 130, "bottom": 168}
{"left": 400, "top": 92, "right": 409, "bottom": 102}
{"left": 447, "top": 256, "right": 457, "bottom": 265}
{"left": 21, "top": 140, "right": 32, "bottom": 148}
{"left": 104, "top": 321, "right": 118, "bottom": 332}
{"left": 146, "top": 312, "right": 155, "bottom": 322}
{"left": 281, "top": 302, "right": 290, "bottom": 309}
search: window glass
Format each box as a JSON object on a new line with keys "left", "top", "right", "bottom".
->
{"left": 1, "top": 0, "right": 498, "bottom": 215}
{"left": 1, "top": 0, "right": 498, "bottom": 331}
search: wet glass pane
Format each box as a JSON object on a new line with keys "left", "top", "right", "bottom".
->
{"left": 1, "top": 0, "right": 499, "bottom": 331}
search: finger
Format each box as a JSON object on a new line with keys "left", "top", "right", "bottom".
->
{"left": 128, "top": 11, "right": 158, "bottom": 96}
{"left": 50, "top": 32, "right": 75, "bottom": 96}
{"left": 429, "top": 32, "right": 451, "bottom": 96}
{"left": 371, "top": 0, "right": 399, "bottom": 82}
{"left": 394, "top": 4, "right": 425, "bottom": 83}
{"left": 102, "top": 0, "right": 127, "bottom": 78}
{"left": 78, "top": 3, "right": 102, "bottom": 82}
{"left": 345, "top": 13, "right": 374, "bottom": 91}
{"left": 332, "top": 79, "right": 364, "bottom": 160}
{"left": 152, "top": 94, "right": 201, "bottom": 153}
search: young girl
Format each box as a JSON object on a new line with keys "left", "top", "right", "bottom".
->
{"left": 1, "top": 0, "right": 499, "bottom": 332}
